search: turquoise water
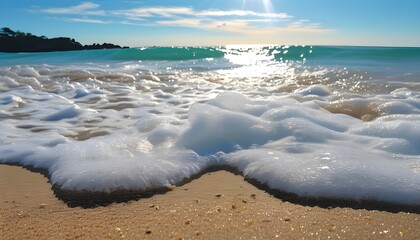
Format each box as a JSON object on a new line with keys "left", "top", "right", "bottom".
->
{"left": 1, "top": 45, "right": 419, "bottom": 64}
{"left": 2, "top": 46, "right": 419, "bottom": 84}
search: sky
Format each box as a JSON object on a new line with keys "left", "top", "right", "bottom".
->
{"left": 1, "top": 0, "right": 419, "bottom": 47}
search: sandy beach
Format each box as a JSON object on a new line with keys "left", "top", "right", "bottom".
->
{"left": 1, "top": 164, "right": 419, "bottom": 239}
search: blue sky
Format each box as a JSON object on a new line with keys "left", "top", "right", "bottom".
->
{"left": 1, "top": 0, "right": 419, "bottom": 47}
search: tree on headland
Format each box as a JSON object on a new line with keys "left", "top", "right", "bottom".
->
{"left": 0, "top": 27, "right": 16, "bottom": 37}
{"left": 0, "top": 27, "right": 128, "bottom": 52}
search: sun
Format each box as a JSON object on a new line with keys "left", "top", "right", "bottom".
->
{"left": 242, "top": 0, "right": 274, "bottom": 13}
{"left": 262, "top": 0, "right": 274, "bottom": 13}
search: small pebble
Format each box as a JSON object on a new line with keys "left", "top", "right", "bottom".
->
{"left": 39, "top": 203, "right": 46, "bottom": 209}
{"left": 215, "top": 194, "right": 222, "bottom": 198}
{"left": 146, "top": 230, "right": 152, "bottom": 234}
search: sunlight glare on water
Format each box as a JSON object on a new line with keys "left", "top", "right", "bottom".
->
{"left": 221, "top": 45, "right": 284, "bottom": 80}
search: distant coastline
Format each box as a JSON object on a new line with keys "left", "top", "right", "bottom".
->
{"left": 0, "top": 27, "right": 129, "bottom": 53}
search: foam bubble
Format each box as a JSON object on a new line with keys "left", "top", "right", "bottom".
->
{"left": 17, "top": 66, "right": 40, "bottom": 77}
{"left": 0, "top": 62, "right": 419, "bottom": 206}
{"left": 295, "top": 84, "right": 331, "bottom": 96}
{"left": 44, "top": 104, "right": 82, "bottom": 121}
{"left": 378, "top": 101, "right": 418, "bottom": 115}
{"left": 0, "top": 76, "right": 19, "bottom": 89}
{"left": 0, "top": 95, "right": 23, "bottom": 105}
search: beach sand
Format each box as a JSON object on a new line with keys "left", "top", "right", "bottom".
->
{"left": 1, "top": 164, "right": 419, "bottom": 239}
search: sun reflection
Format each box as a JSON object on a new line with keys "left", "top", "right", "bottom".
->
{"left": 224, "top": 45, "right": 275, "bottom": 65}
{"left": 220, "top": 45, "right": 289, "bottom": 79}
{"left": 214, "top": 45, "right": 316, "bottom": 93}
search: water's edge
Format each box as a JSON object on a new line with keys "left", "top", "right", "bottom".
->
{"left": 3, "top": 162, "right": 419, "bottom": 213}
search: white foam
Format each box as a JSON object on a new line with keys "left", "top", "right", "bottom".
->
{"left": 44, "top": 104, "right": 82, "bottom": 121}
{"left": 227, "top": 145, "right": 419, "bottom": 204}
{"left": 378, "top": 101, "right": 419, "bottom": 115}
{"left": 0, "top": 76, "right": 19, "bottom": 89}
{"left": 295, "top": 84, "right": 331, "bottom": 96}
{"left": 0, "top": 63, "right": 419, "bottom": 206}
{"left": 0, "top": 94, "right": 23, "bottom": 105}
{"left": 17, "top": 66, "right": 40, "bottom": 77}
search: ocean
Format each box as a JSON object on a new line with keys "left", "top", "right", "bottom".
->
{"left": 0, "top": 45, "right": 419, "bottom": 205}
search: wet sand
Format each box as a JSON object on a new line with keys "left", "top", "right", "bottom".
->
{"left": 1, "top": 164, "right": 419, "bottom": 239}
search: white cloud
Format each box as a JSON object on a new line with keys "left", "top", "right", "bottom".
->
{"left": 112, "top": 7, "right": 195, "bottom": 18}
{"left": 157, "top": 19, "right": 252, "bottom": 33}
{"left": 157, "top": 19, "right": 202, "bottom": 28}
{"left": 38, "top": 3, "right": 334, "bottom": 35}
{"left": 112, "top": 8, "right": 291, "bottom": 20}
{"left": 197, "top": 10, "right": 291, "bottom": 19}
{"left": 64, "top": 18, "right": 109, "bottom": 24}
{"left": 156, "top": 18, "right": 333, "bottom": 35}
{"left": 42, "top": 2, "right": 105, "bottom": 16}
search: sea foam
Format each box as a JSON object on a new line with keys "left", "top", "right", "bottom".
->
{"left": 1, "top": 91, "right": 419, "bottom": 204}
{"left": 1, "top": 46, "right": 419, "bottom": 206}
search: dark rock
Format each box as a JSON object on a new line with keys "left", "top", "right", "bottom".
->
{"left": 0, "top": 27, "right": 128, "bottom": 52}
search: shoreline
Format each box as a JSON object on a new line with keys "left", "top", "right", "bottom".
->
{"left": 1, "top": 164, "right": 419, "bottom": 239}
{"left": 3, "top": 163, "right": 419, "bottom": 213}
